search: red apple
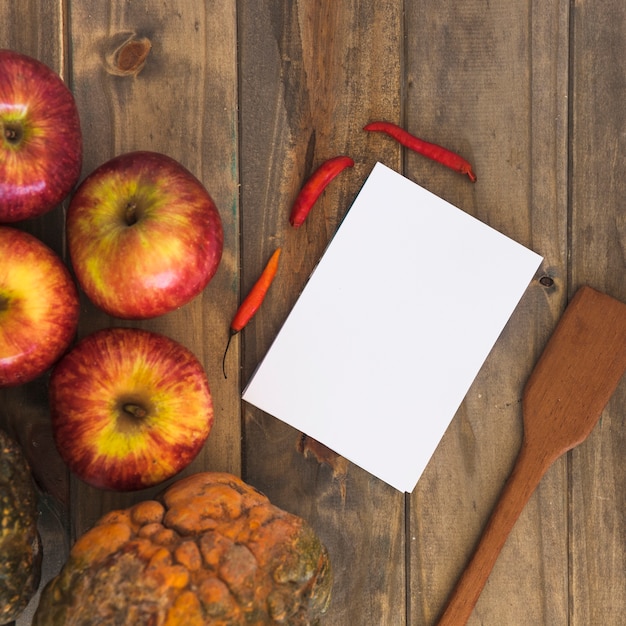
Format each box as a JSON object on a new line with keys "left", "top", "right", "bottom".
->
{"left": 66, "top": 151, "right": 223, "bottom": 319}
{"left": 0, "top": 226, "right": 79, "bottom": 386}
{"left": 0, "top": 49, "right": 82, "bottom": 222}
{"left": 48, "top": 327, "right": 214, "bottom": 491}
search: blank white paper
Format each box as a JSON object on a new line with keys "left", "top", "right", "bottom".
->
{"left": 243, "top": 162, "right": 543, "bottom": 492}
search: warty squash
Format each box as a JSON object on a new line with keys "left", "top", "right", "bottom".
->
{"left": 33, "top": 471, "right": 332, "bottom": 625}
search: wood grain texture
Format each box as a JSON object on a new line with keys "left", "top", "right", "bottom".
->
{"left": 2, "top": 1, "right": 626, "bottom": 624}
{"left": 66, "top": 0, "right": 240, "bottom": 536}
{"left": 238, "top": 2, "right": 407, "bottom": 624}
{"left": 570, "top": 1, "right": 626, "bottom": 624}
{"left": 0, "top": 5, "right": 73, "bottom": 622}
{"left": 0, "top": 0, "right": 70, "bottom": 506}
{"left": 405, "top": 2, "right": 570, "bottom": 624}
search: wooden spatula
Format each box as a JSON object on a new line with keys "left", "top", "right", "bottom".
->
{"left": 436, "top": 285, "right": 626, "bottom": 626}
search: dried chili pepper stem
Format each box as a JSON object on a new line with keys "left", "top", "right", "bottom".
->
{"left": 289, "top": 155, "right": 355, "bottom": 228}
{"left": 222, "top": 247, "right": 282, "bottom": 379}
{"left": 363, "top": 121, "right": 477, "bottom": 182}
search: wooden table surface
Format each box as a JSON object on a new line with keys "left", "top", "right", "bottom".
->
{"left": 2, "top": 2, "right": 625, "bottom": 625}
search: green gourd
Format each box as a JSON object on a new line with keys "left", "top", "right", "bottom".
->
{"left": 0, "top": 428, "right": 41, "bottom": 624}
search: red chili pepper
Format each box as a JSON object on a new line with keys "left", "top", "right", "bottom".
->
{"left": 363, "top": 121, "right": 477, "bottom": 182}
{"left": 289, "top": 155, "right": 355, "bottom": 228}
{"left": 222, "top": 247, "right": 282, "bottom": 378}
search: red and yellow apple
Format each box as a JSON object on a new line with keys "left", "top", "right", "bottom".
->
{"left": 66, "top": 151, "right": 223, "bottom": 319}
{"left": 0, "top": 49, "right": 82, "bottom": 222}
{"left": 0, "top": 226, "right": 79, "bottom": 386}
{"left": 48, "top": 327, "right": 214, "bottom": 491}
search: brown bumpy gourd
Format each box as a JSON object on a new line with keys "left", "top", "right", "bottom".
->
{"left": 0, "top": 428, "right": 42, "bottom": 624}
{"left": 33, "top": 472, "right": 332, "bottom": 625}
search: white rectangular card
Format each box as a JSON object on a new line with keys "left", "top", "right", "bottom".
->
{"left": 243, "top": 162, "right": 543, "bottom": 492}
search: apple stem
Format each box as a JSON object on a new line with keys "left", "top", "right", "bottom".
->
{"left": 3, "top": 123, "right": 22, "bottom": 144}
{"left": 122, "top": 403, "right": 148, "bottom": 419}
{"left": 222, "top": 330, "right": 238, "bottom": 379}
{"left": 124, "top": 202, "right": 139, "bottom": 226}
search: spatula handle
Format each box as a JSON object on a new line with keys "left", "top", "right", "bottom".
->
{"left": 436, "top": 442, "right": 549, "bottom": 626}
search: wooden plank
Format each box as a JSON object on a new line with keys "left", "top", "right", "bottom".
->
{"left": 1, "top": 4, "right": 73, "bottom": 621}
{"left": 0, "top": 3, "right": 69, "bottom": 502}
{"left": 4, "top": 2, "right": 625, "bottom": 623}
{"left": 66, "top": 0, "right": 240, "bottom": 535}
{"left": 0, "top": 0, "right": 65, "bottom": 75}
{"left": 405, "top": 1, "right": 570, "bottom": 624}
{"left": 238, "top": 1, "right": 407, "bottom": 624}
{"left": 570, "top": 1, "right": 626, "bottom": 623}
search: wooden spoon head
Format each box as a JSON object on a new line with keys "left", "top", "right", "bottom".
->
{"left": 522, "top": 286, "right": 626, "bottom": 461}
